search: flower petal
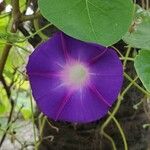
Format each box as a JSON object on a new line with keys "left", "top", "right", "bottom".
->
{"left": 89, "top": 49, "right": 123, "bottom": 105}
{"left": 61, "top": 33, "right": 106, "bottom": 63}
{"left": 56, "top": 87, "right": 108, "bottom": 123}
{"left": 26, "top": 33, "right": 66, "bottom": 73}
{"left": 27, "top": 32, "right": 123, "bottom": 123}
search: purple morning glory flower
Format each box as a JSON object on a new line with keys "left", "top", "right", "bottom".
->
{"left": 26, "top": 32, "right": 123, "bottom": 123}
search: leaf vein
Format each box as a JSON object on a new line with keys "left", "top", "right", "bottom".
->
{"left": 85, "top": 0, "right": 97, "bottom": 41}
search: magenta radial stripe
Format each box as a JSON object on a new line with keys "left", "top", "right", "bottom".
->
{"left": 26, "top": 32, "right": 123, "bottom": 123}
{"left": 89, "top": 73, "right": 122, "bottom": 77}
{"left": 60, "top": 32, "right": 70, "bottom": 62}
{"left": 55, "top": 91, "right": 74, "bottom": 120}
{"left": 28, "top": 72, "right": 62, "bottom": 78}
{"left": 88, "top": 83, "right": 111, "bottom": 107}
{"left": 88, "top": 47, "right": 108, "bottom": 64}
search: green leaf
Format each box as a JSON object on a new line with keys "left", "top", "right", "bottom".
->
{"left": 0, "top": 15, "right": 9, "bottom": 32}
{"left": 0, "top": 34, "right": 31, "bottom": 77}
{"left": 134, "top": 50, "right": 150, "bottom": 92}
{"left": 0, "top": 103, "right": 5, "bottom": 115}
{"left": 5, "top": 0, "right": 26, "bottom": 12}
{"left": 123, "top": 8, "right": 150, "bottom": 49}
{"left": 0, "top": 85, "right": 11, "bottom": 116}
{"left": 14, "top": 90, "right": 34, "bottom": 120}
{"left": 39, "top": 0, "right": 133, "bottom": 46}
{"left": 0, "top": 14, "right": 9, "bottom": 59}
{"left": 21, "top": 108, "right": 32, "bottom": 120}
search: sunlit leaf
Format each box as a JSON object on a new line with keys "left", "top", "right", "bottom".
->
{"left": 0, "top": 13, "right": 9, "bottom": 62}
{"left": 21, "top": 108, "right": 32, "bottom": 120}
{"left": 0, "top": 14, "right": 9, "bottom": 32}
{"left": 14, "top": 90, "right": 35, "bottom": 120}
{"left": 0, "top": 85, "right": 11, "bottom": 116}
{"left": 0, "top": 103, "right": 5, "bottom": 115}
{"left": 5, "top": 0, "right": 26, "bottom": 12}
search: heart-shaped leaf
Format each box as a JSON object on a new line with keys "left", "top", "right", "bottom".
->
{"left": 134, "top": 50, "right": 150, "bottom": 92}
{"left": 123, "top": 7, "right": 150, "bottom": 49}
{"left": 39, "top": 0, "right": 133, "bottom": 46}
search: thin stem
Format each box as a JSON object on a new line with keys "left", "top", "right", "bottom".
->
{"left": 29, "top": 91, "right": 37, "bottom": 150}
{"left": 0, "top": 13, "right": 11, "bottom": 19}
{"left": 21, "top": 23, "right": 52, "bottom": 42}
{"left": 100, "top": 47, "right": 138, "bottom": 150}
{"left": 146, "top": 0, "right": 149, "bottom": 9}
{"left": 46, "top": 118, "right": 59, "bottom": 132}
{"left": 100, "top": 94, "right": 121, "bottom": 149}
{"left": 36, "top": 116, "right": 46, "bottom": 149}
{"left": 101, "top": 131, "right": 117, "bottom": 150}
{"left": 39, "top": 116, "right": 46, "bottom": 138}
{"left": 120, "top": 57, "right": 134, "bottom": 61}
{"left": 123, "top": 47, "right": 131, "bottom": 68}
{"left": 124, "top": 73, "right": 150, "bottom": 96}
{"left": 133, "top": 98, "right": 145, "bottom": 109}
{"left": 33, "top": 17, "right": 49, "bottom": 41}
{"left": 100, "top": 95, "right": 122, "bottom": 132}
{"left": 122, "top": 76, "right": 138, "bottom": 97}
{"left": 111, "top": 46, "right": 124, "bottom": 58}
{"left": 21, "top": 11, "right": 41, "bottom": 21}
{"left": 143, "top": 124, "right": 150, "bottom": 128}
{"left": 109, "top": 112, "right": 128, "bottom": 150}
{"left": 141, "top": 0, "right": 145, "bottom": 9}
{"left": 0, "top": 41, "right": 31, "bottom": 53}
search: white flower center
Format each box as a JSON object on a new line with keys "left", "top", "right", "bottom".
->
{"left": 61, "top": 62, "right": 89, "bottom": 89}
{"left": 68, "top": 64, "right": 87, "bottom": 85}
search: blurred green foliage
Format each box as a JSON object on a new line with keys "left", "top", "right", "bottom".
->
{"left": 0, "top": 4, "right": 33, "bottom": 120}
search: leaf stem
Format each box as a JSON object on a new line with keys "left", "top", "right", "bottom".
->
{"left": 20, "top": 23, "right": 52, "bottom": 42}
{"left": 29, "top": 92, "right": 37, "bottom": 150}
{"left": 124, "top": 73, "right": 150, "bottom": 96}
{"left": 123, "top": 46, "right": 131, "bottom": 68}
